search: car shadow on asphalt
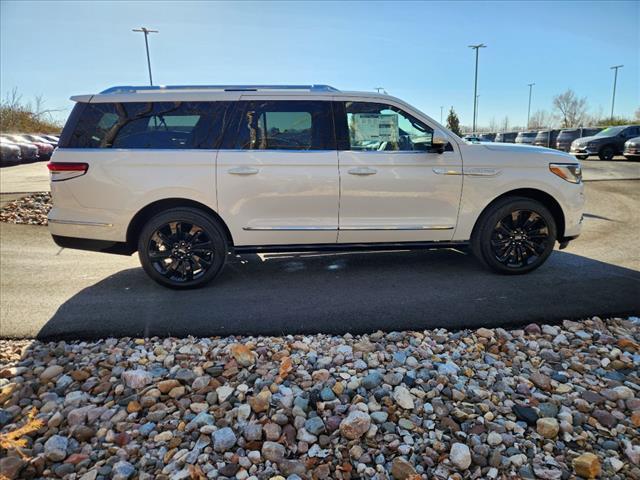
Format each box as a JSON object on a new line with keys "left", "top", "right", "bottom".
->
{"left": 38, "top": 248, "right": 640, "bottom": 341}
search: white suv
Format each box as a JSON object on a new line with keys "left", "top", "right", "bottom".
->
{"left": 48, "top": 85, "right": 584, "bottom": 288}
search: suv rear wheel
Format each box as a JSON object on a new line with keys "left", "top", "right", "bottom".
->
{"left": 598, "top": 145, "right": 615, "bottom": 161}
{"left": 471, "top": 197, "right": 557, "bottom": 274}
{"left": 138, "top": 208, "right": 228, "bottom": 289}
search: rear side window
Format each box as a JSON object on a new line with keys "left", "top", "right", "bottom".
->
{"left": 225, "top": 101, "right": 335, "bottom": 150}
{"left": 61, "top": 101, "right": 231, "bottom": 149}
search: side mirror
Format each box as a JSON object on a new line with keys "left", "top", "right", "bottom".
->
{"left": 432, "top": 129, "right": 451, "bottom": 154}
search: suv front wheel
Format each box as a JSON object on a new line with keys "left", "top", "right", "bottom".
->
{"left": 598, "top": 145, "right": 615, "bottom": 161}
{"left": 472, "top": 197, "right": 557, "bottom": 274}
{"left": 138, "top": 208, "right": 228, "bottom": 289}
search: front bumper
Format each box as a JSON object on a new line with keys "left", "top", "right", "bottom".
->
{"left": 624, "top": 147, "right": 639, "bottom": 156}
{"left": 570, "top": 146, "right": 597, "bottom": 156}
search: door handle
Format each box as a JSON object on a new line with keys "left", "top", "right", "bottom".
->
{"left": 228, "top": 167, "right": 259, "bottom": 175}
{"left": 348, "top": 167, "right": 377, "bottom": 176}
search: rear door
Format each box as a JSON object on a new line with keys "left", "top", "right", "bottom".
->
{"left": 335, "top": 100, "right": 463, "bottom": 244}
{"left": 216, "top": 99, "right": 339, "bottom": 246}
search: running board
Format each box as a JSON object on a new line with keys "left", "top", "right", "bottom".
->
{"left": 233, "top": 241, "right": 469, "bottom": 255}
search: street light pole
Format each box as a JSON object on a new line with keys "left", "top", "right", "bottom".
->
{"left": 469, "top": 43, "right": 486, "bottom": 133}
{"left": 132, "top": 27, "right": 158, "bottom": 86}
{"left": 526, "top": 83, "right": 535, "bottom": 129}
{"left": 610, "top": 65, "right": 623, "bottom": 120}
{"left": 440, "top": 106, "right": 444, "bottom": 124}
{"left": 475, "top": 95, "right": 480, "bottom": 131}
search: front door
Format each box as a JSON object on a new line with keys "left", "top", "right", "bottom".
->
{"left": 336, "top": 101, "right": 463, "bottom": 243}
{"left": 217, "top": 99, "right": 339, "bottom": 246}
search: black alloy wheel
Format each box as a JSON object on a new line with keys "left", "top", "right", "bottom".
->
{"left": 472, "top": 197, "right": 557, "bottom": 274}
{"left": 490, "top": 210, "right": 550, "bottom": 269}
{"left": 138, "top": 208, "right": 227, "bottom": 289}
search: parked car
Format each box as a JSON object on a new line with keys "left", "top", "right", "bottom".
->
{"left": 570, "top": 125, "right": 640, "bottom": 160}
{"left": 24, "top": 134, "right": 57, "bottom": 148}
{"left": 479, "top": 133, "right": 496, "bottom": 142}
{"left": 4, "top": 134, "right": 53, "bottom": 161}
{"left": 533, "top": 130, "right": 560, "bottom": 149}
{"left": 0, "top": 139, "right": 22, "bottom": 166}
{"left": 624, "top": 136, "right": 640, "bottom": 160}
{"left": 49, "top": 84, "right": 584, "bottom": 288}
{"left": 0, "top": 135, "right": 39, "bottom": 162}
{"left": 463, "top": 135, "right": 483, "bottom": 142}
{"left": 515, "top": 131, "right": 538, "bottom": 145}
{"left": 41, "top": 134, "right": 60, "bottom": 146}
{"left": 494, "top": 132, "right": 518, "bottom": 143}
{"left": 556, "top": 127, "right": 602, "bottom": 152}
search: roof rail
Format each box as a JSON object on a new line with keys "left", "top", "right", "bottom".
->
{"left": 99, "top": 84, "right": 340, "bottom": 94}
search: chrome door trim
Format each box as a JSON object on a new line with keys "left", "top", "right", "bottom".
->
{"left": 48, "top": 219, "right": 113, "bottom": 227}
{"left": 339, "top": 225, "right": 454, "bottom": 231}
{"left": 464, "top": 167, "right": 501, "bottom": 176}
{"left": 433, "top": 167, "right": 463, "bottom": 175}
{"left": 243, "top": 226, "right": 338, "bottom": 231}
{"left": 243, "top": 225, "right": 454, "bottom": 231}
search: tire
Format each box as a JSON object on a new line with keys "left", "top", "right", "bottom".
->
{"left": 575, "top": 155, "right": 588, "bottom": 160}
{"left": 471, "top": 197, "right": 557, "bottom": 275}
{"left": 137, "top": 207, "right": 228, "bottom": 289}
{"left": 598, "top": 145, "right": 615, "bottom": 161}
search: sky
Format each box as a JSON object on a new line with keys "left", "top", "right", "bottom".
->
{"left": 1, "top": 0, "right": 638, "bottom": 128}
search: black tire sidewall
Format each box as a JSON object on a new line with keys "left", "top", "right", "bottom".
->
{"left": 137, "top": 208, "right": 228, "bottom": 289}
{"left": 473, "top": 198, "right": 557, "bottom": 275}
{"left": 599, "top": 146, "right": 614, "bottom": 161}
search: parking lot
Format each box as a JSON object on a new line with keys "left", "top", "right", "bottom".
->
{"left": 1, "top": 161, "right": 638, "bottom": 340}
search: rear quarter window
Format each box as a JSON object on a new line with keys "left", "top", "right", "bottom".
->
{"left": 60, "top": 101, "right": 232, "bottom": 149}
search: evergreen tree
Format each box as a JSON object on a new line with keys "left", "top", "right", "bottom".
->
{"left": 446, "top": 107, "right": 461, "bottom": 136}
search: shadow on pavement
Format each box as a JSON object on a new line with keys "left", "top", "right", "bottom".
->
{"left": 38, "top": 248, "right": 640, "bottom": 341}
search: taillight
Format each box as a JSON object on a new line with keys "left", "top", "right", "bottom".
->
{"left": 48, "top": 162, "right": 88, "bottom": 181}
{"left": 47, "top": 162, "right": 88, "bottom": 172}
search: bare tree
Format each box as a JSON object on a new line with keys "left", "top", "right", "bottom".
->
{"left": 553, "top": 89, "right": 589, "bottom": 128}
{"left": 635, "top": 107, "right": 640, "bottom": 121}
{"left": 502, "top": 116, "right": 510, "bottom": 132}
{"left": 528, "top": 110, "right": 550, "bottom": 129}
{"left": 488, "top": 117, "right": 498, "bottom": 132}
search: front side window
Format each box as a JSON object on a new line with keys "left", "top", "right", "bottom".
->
{"left": 62, "top": 101, "right": 230, "bottom": 149}
{"left": 344, "top": 102, "right": 433, "bottom": 152}
{"left": 230, "top": 101, "right": 334, "bottom": 150}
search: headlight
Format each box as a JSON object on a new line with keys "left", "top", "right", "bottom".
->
{"left": 549, "top": 163, "right": 582, "bottom": 184}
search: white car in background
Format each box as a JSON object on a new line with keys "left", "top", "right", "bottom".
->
{"left": 48, "top": 85, "right": 584, "bottom": 288}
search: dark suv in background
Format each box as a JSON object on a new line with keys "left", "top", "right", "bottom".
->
{"left": 556, "top": 127, "right": 602, "bottom": 152}
{"left": 533, "top": 130, "right": 560, "bottom": 148}
{"left": 495, "top": 132, "right": 518, "bottom": 143}
{"left": 515, "top": 131, "right": 538, "bottom": 144}
{"left": 570, "top": 125, "right": 640, "bottom": 160}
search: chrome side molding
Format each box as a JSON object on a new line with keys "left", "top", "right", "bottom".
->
{"left": 243, "top": 225, "right": 454, "bottom": 231}
{"left": 49, "top": 219, "right": 113, "bottom": 227}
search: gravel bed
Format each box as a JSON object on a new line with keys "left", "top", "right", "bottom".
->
{"left": 0, "top": 192, "right": 51, "bottom": 226}
{"left": 1, "top": 317, "right": 639, "bottom": 480}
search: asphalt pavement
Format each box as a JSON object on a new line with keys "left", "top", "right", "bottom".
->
{"left": 1, "top": 179, "right": 638, "bottom": 340}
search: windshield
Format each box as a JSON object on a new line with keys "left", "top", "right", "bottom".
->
{"left": 596, "top": 126, "right": 625, "bottom": 137}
